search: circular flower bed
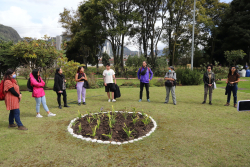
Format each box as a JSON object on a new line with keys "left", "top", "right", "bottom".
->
{"left": 67, "top": 110, "right": 157, "bottom": 145}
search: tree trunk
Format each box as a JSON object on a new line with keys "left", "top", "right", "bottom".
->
{"left": 120, "top": 34, "right": 125, "bottom": 75}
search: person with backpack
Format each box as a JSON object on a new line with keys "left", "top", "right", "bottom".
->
{"left": 202, "top": 65, "right": 215, "bottom": 105}
{"left": 137, "top": 61, "right": 153, "bottom": 102}
{"left": 224, "top": 66, "right": 240, "bottom": 108}
{"left": 1, "top": 69, "right": 28, "bottom": 130}
{"left": 53, "top": 68, "right": 70, "bottom": 109}
{"left": 75, "top": 66, "right": 88, "bottom": 105}
{"left": 164, "top": 66, "right": 177, "bottom": 105}
{"left": 103, "top": 63, "right": 116, "bottom": 102}
{"left": 30, "top": 69, "right": 56, "bottom": 118}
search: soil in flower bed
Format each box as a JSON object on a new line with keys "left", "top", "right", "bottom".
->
{"left": 72, "top": 112, "right": 154, "bottom": 142}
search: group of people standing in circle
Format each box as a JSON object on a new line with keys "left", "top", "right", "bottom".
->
{"left": 1, "top": 61, "right": 240, "bottom": 130}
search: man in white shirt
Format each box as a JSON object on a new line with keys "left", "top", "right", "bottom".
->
{"left": 103, "top": 63, "right": 117, "bottom": 102}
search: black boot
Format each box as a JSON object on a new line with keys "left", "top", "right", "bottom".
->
{"left": 58, "top": 105, "right": 62, "bottom": 109}
{"left": 202, "top": 101, "right": 206, "bottom": 104}
{"left": 64, "top": 104, "right": 70, "bottom": 107}
{"left": 209, "top": 101, "right": 212, "bottom": 105}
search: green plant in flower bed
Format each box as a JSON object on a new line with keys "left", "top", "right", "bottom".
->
{"left": 123, "top": 123, "right": 136, "bottom": 138}
{"left": 87, "top": 125, "right": 97, "bottom": 137}
{"left": 96, "top": 118, "right": 101, "bottom": 129}
{"left": 71, "top": 120, "right": 78, "bottom": 127}
{"left": 141, "top": 109, "right": 146, "bottom": 117}
{"left": 132, "top": 107, "right": 137, "bottom": 118}
{"left": 102, "top": 131, "right": 113, "bottom": 140}
{"left": 78, "top": 110, "right": 82, "bottom": 119}
{"left": 132, "top": 116, "right": 138, "bottom": 125}
{"left": 92, "top": 113, "right": 98, "bottom": 120}
{"left": 86, "top": 116, "right": 92, "bottom": 124}
{"left": 78, "top": 123, "right": 82, "bottom": 133}
{"left": 141, "top": 116, "right": 151, "bottom": 126}
{"left": 122, "top": 111, "right": 128, "bottom": 120}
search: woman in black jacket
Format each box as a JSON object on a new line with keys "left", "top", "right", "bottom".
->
{"left": 202, "top": 65, "right": 215, "bottom": 105}
{"left": 53, "top": 68, "right": 70, "bottom": 109}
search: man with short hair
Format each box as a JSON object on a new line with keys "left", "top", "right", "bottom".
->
{"left": 103, "top": 63, "right": 116, "bottom": 102}
{"left": 164, "top": 66, "right": 177, "bottom": 105}
{"left": 137, "top": 61, "right": 153, "bottom": 102}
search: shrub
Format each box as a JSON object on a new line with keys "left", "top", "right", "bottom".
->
{"left": 121, "top": 81, "right": 135, "bottom": 86}
{"left": 96, "top": 80, "right": 104, "bottom": 88}
{"left": 154, "top": 79, "right": 165, "bottom": 87}
{"left": 88, "top": 73, "right": 99, "bottom": 89}
{"left": 17, "top": 65, "right": 31, "bottom": 79}
{"left": 200, "top": 61, "right": 229, "bottom": 81}
{"left": 175, "top": 68, "right": 202, "bottom": 85}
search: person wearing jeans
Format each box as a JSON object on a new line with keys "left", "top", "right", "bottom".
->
{"left": 53, "top": 68, "right": 70, "bottom": 109}
{"left": 75, "top": 66, "right": 87, "bottom": 105}
{"left": 164, "top": 66, "right": 177, "bottom": 105}
{"left": 202, "top": 65, "right": 215, "bottom": 105}
{"left": 3, "top": 69, "right": 27, "bottom": 130}
{"left": 225, "top": 66, "right": 240, "bottom": 108}
{"left": 137, "top": 61, "right": 153, "bottom": 102}
{"left": 103, "top": 63, "right": 116, "bottom": 102}
{"left": 30, "top": 69, "right": 56, "bottom": 118}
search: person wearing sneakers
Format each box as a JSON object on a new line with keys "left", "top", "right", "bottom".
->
{"left": 30, "top": 69, "right": 56, "bottom": 118}
{"left": 164, "top": 66, "right": 177, "bottom": 105}
{"left": 224, "top": 66, "right": 240, "bottom": 108}
{"left": 75, "top": 66, "right": 88, "bottom": 105}
{"left": 103, "top": 63, "right": 116, "bottom": 102}
{"left": 53, "top": 68, "right": 70, "bottom": 109}
{"left": 3, "top": 69, "right": 28, "bottom": 130}
{"left": 137, "top": 61, "right": 153, "bottom": 102}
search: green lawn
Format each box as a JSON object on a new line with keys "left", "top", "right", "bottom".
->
{"left": 0, "top": 78, "right": 250, "bottom": 166}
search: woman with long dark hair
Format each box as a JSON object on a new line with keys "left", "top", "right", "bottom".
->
{"left": 3, "top": 69, "right": 27, "bottom": 130}
{"left": 30, "top": 69, "right": 56, "bottom": 117}
{"left": 75, "top": 66, "right": 87, "bottom": 105}
{"left": 224, "top": 66, "right": 240, "bottom": 108}
{"left": 53, "top": 68, "right": 69, "bottom": 109}
{"left": 202, "top": 65, "right": 215, "bottom": 105}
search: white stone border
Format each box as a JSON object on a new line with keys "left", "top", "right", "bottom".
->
{"left": 67, "top": 111, "right": 157, "bottom": 145}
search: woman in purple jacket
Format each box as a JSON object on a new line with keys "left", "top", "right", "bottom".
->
{"left": 137, "top": 61, "right": 153, "bottom": 102}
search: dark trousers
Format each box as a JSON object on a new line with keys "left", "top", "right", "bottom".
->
{"left": 227, "top": 84, "right": 238, "bottom": 104}
{"left": 9, "top": 109, "right": 23, "bottom": 126}
{"left": 56, "top": 90, "right": 67, "bottom": 106}
{"left": 140, "top": 82, "right": 149, "bottom": 99}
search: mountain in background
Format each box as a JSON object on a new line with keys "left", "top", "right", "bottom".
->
{"left": 0, "top": 24, "right": 21, "bottom": 43}
{"left": 123, "top": 46, "right": 138, "bottom": 56}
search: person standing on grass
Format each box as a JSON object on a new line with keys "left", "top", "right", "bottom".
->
{"left": 137, "top": 61, "right": 153, "bottom": 102}
{"left": 75, "top": 66, "right": 87, "bottom": 105}
{"left": 164, "top": 66, "right": 177, "bottom": 105}
{"left": 30, "top": 69, "right": 56, "bottom": 118}
{"left": 202, "top": 65, "right": 215, "bottom": 105}
{"left": 53, "top": 68, "right": 70, "bottom": 109}
{"left": 224, "top": 66, "right": 240, "bottom": 108}
{"left": 3, "top": 69, "right": 28, "bottom": 130}
{"left": 103, "top": 63, "right": 116, "bottom": 102}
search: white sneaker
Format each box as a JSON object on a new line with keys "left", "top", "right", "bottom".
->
{"left": 48, "top": 112, "right": 56, "bottom": 117}
{"left": 36, "top": 113, "right": 43, "bottom": 118}
{"left": 112, "top": 99, "right": 116, "bottom": 102}
{"left": 108, "top": 99, "right": 111, "bottom": 102}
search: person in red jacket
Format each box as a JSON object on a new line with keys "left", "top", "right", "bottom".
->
{"left": 30, "top": 69, "right": 56, "bottom": 118}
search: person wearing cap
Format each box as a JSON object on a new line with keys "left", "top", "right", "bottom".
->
{"left": 164, "top": 66, "right": 177, "bottom": 105}
{"left": 137, "top": 61, "right": 153, "bottom": 102}
{"left": 202, "top": 65, "right": 215, "bottom": 105}
{"left": 103, "top": 63, "right": 116, "bottom": 102}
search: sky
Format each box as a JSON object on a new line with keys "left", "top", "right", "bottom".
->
{"left": 0, "top": 0, "right": 233, "bottom": 51}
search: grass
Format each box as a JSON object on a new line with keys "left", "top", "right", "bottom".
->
{"left": 0, "top": 78, "right": 250, "bottom": 166}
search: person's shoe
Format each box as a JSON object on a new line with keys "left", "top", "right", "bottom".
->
{"left": 147, "top": 99, "right": 150, "bottom": 102}
{"left": 112, "top": 99, "right": 116, "bottom": 102}
{"left": 139, "top": 99, "right": 142, "bottom": 102}
{"left": 174, "top": 103, "right": 176, "bottom": 105}
{"left": 58, "top": 105, "right": 62, "bottom": 109}
{"left": 164, "top": 102, "right": 168, "bottom": 104}
{"left": 202, "top": 101, "right": 206, "bottom": 104}
{"left": 108, "top": 99, "right": 111, "bottom": 102}
{"left": 64, "top": 105, "right": 70, "bottom": 107}
{"left": 36, "top": 113, "right": 43, "bottom": 118}
{"left": 48, "top": 113, "right": 56, "bottom": 117}
{"left": 82, "top": 102, "right": 86, "bottom": 105}
{"left": 234, "top": 104, "right": 237, "bottom": 108}
{"left": 8, "top": 124, "right": 17, "bottom": 128}
{"left": 78, "top": 103, "right": 81, "bottom": 106}
{"left": 18, "top": 126, "right": 28, "bottom": 130}
{"left": 224, "top": 103, "right": 230, "bottom": 106}
{"left": 209, "top": 101, "right": 212, "bottom": 105}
